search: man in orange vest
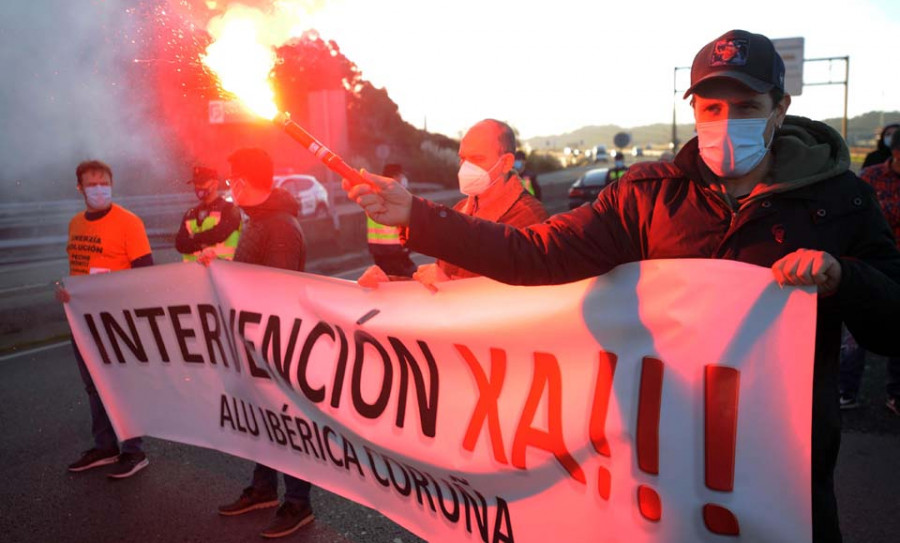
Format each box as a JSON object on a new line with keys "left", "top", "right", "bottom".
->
{"left": 58, "top": 159, "right": 153, "bottom": 479}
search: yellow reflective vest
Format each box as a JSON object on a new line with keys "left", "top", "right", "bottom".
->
{"left": 367, "top": 216, "right": 402, "bottom": 245}
{"left": 182, "top": 211, "right": 241, "bottom": 261}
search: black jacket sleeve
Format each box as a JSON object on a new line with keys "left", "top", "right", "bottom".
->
{"left": 130, "top": 253, "right": 154, "bottom": 268}
{"left": 406, "top": 183, "right": 638, "bottom": 285}
{"left": 189, "top": 205, "right": 242, "bottom": 247}
{"left": 835, "top": 188, "right": 900, "bottom": 356}
{"left": 261, "top": 214, "right": 307, "bottom": 272}
{"left": 175, "top": 209, "right": 203, "bottom": 254}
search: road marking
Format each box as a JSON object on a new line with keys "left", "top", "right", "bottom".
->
{"left": 0, "top": 340, "right": 68, "bottom": 362}
{"left": 0, "top": 283, "right": 50, "bottom": 296}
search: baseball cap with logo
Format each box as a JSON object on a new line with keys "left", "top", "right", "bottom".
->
{"left": 683, "top": 29, "right": 785, "bottom": 98}
{"left": 188, "top": 166, "right": 218, "bottom": 185}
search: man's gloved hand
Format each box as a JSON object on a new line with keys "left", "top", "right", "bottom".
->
{"left": 412, "top": 263, "right": 448, "bottom": 292}
{"left": 358, "top": 265, "right": 391, "bottom": 289}
{"left": 196, "top": 247, "right": 219, "bottom": 267}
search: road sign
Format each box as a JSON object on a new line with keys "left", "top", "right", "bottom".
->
{"left": 773, "top": 37, "right": 804, "bottom": 96}
{"left": 613, "top": 132, "right": 631, "bottom": 149}
{"left": 208, "top": 99, "right": 257, "bottom": 124}
{"left": 376, "top": 144, "right": 391, "bottom": 161}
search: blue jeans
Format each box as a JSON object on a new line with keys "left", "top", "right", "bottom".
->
{"left": 72, "top": 339, "right": 142, "bottom": 454}
{"left": 839, "top": 329, "right": 900, "bottom": 399}
{"left": 251, "top": 463, "right": 311, "bottom": 504}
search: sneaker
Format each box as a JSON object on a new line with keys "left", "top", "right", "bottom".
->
{"left": 887, "top": 397, "right": 900, "bottom": 416}
{"left": 839, "top": 395, "right": 859, "bottom": 410}
{"left": 106, "top": 451, "right": 149, "bottom": 479}
{"left": 260, "top": 501, "right": 314, "bottom": 538}
{"left": 68, "top": 447, "right": 120, "bottom": 472}
{"left": 218, "top": 487, "right": 279, "bottom": 516}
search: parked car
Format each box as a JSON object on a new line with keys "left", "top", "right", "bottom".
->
{"left": 593, "top": 145, "right": 610, "bottom": 163}
{"left": 274, "top": 174, "right": 331, "bottom": 218}
{"left": 567, "top": 168, "right": 611, "bottom": 209}
{"left": 631, "top": 146, "right": 644, "bottom": 157}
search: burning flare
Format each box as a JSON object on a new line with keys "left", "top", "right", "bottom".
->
{"left": 198, "top": 3, "right": 368, "bottom": 186}
{"left": 201, "top": 7, "right": 279, "bottom": 120}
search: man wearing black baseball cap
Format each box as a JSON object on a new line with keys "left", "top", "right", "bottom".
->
{"left": 174, "top": 165, "right": 242, "bottom": 262}
{"left": 345, "top": 29, "right": 900, "bottom": 542}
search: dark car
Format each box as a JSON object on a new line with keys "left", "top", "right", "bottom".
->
{"left": 567, "top": 168, "right": 611, "bottom": 209}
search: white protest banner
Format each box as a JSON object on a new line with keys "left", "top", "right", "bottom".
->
{"left": 63, "top": 259, "right": 816, "bottom": 543}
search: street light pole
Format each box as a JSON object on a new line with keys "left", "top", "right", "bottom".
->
{"left": 803, "top": 55, "right": 851, "bottom": 141}
{"left": 672, "top": 66, "right": 678, "bottom": 151}
{"left": 843, "top": 55, "right": 850, "bottom": 141}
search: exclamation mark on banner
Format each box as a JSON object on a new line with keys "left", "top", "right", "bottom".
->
{"left": 636, "top": 356, "right": 664, "bottom": 522}
{"left": 590, "top": 351, "right": 618, "bottom": 500}
{"left": 703, "top": 365, "right": 741, "bottom": 536}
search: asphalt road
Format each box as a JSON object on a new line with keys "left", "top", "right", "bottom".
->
{"left": 0, "top": 340, "right": 426, "bottom": 543}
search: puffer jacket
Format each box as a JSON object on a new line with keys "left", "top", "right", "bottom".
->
{"left": 438, "top": 172, "right": 548, "bottom": 279}
{"left": 234, "top": 188, "right": 306, "bottom": 272}
{"left": 407, "top": 115, "right": 900, "bottom": 543}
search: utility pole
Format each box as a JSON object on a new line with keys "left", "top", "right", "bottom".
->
{"left": 671, "top": 66, "right": 690, "bottom": 151}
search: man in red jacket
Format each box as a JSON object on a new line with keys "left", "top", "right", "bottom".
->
{"left": 359, "top": 118, "right": 547, "bottom": 289}
{"left": 346, "top": 30, "right": 900, "bottom": 543}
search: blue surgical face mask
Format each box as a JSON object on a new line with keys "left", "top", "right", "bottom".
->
{"left": 696, "top": 112, "right": 775, "bottom": 178}
{"left": 514, "top": 159, "right": 523, "bottom": 170}
{"left": 84, "top": 185, "right": 112, "bottom": 209}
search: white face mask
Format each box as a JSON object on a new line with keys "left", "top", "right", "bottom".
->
{"left": 884, "top": 134, "right": 894, "bottom": 148}
{"left": 84, "top": 185, "right": 112, "bottom": 209}
{"left": 697, "top": 112, "right": 775, "bottom": 178}
{"left": 458, "top": 159, "right": 501, "bottom": 196}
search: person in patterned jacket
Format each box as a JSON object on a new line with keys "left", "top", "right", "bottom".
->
{"left": 839, "top": 133, "right": 900, "bottom": 414}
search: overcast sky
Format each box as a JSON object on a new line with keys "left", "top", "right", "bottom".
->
{"left": 297, "top": 0, "right": 900, "bottom": 138}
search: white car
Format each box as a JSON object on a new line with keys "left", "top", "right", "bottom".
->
{"left": 274, "top": 174, "right": 331, "bottom": 218}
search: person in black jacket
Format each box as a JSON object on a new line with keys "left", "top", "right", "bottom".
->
{"left": 216, "top": 148, "right": 312, "bottom": 538}
{"left": 346, "top": 30, "right": 900, "bottom": 543}
{"left": 174, "top": 166, "right": 242, "bottom": 261}
{"left": 862, "top": 123, "right": 899, "bottom": 169}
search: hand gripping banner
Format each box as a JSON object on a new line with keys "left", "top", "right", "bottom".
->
{"left": 63, "top": 259, "right": 816, "bottom": 543}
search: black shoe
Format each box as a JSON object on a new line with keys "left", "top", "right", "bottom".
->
{"left": 106, "top": 451, "right": 149, "bottom": 479}
{"left": 260, "top": 501, "right": 314, "bottom": 538}
{"left": 839, "top": 394, "right": 859, "bottom": 410}
{"left": 68, "top": 447, "right": 120, "bottom": 472}
{"left": 218, "top": 487, "right": 279, "bottom": 516}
